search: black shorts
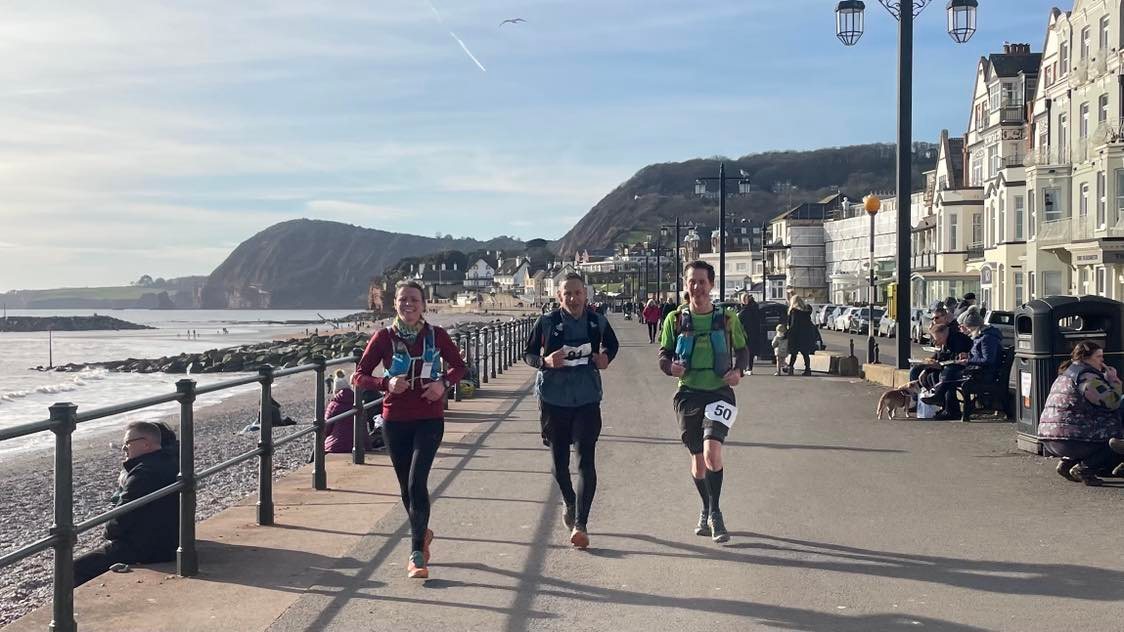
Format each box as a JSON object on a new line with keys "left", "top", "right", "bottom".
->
{"left": 673, "top": 386, "right": 735, "bottom": 454}
{"left": 540, "top": 402, "right": 603, "bottom": 447}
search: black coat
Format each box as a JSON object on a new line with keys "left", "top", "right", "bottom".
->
{"left": 737, "top": 303, "right": 763, "bottom": 352}
{"left": 105, "top": 450, "right": 179, "bottom": 561}
{"left": 787, "top": 307, "right": 816, "bottom": 355}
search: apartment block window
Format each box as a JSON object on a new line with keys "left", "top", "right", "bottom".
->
{"left": 988, "top": 85, "right": 1000, "bottom": 110}
{"left": 1044, "top": 188, "right": 1062, "bottom": 222}
{"left": 1029, "top": 190, "right": 1037, "bottom": 239}
{"left": 1029, "top": 271, "right": 1037, "bottom": 299}
{"left": 1015, "top": 195, "right": 1025, "bottom": 240}
{"left": 1101, "top": 16, "right": 1111, "bottom": 51}
{"left": 1098, "top": 171, "right": 1107, "bottom": 227}
{"left": 950, "top": 214, "right": 959, "bottom": 250}
{"left": 1002, "top": 82, "right": 1018, "bottom": 107}
{"left": 1015, "top": 271, "right": 1025, "bottom": 306}
{"left": 1097, "top": 267, "right": 1107, "bottom": 296}
{"left": 1081, "top": 26, "right": 1091, "bottom": 60}
{"left": 1060, "top": 41, "right": 1069, "bottom": 74}
{"left": 971, "top": 154, "right": 983, "bottom": 186}
{"left": 998, "top": 197, "right": 1006, "bottom": 243}
{"left": 1080, "top": 267, "right": 1089, "bottom": 293}
{"left": 1059, "top": 113, "right": 1069, "bottom": 161}
{"left": 1116, "top": 169, "right": 1124, "bottom": 224}
{"left": 1099, "top": 94, "right": 1110, "bottom": 125}
{"left": 971, "top": 213, "right": 983, "bottom": 245}
{"left": 1080, "top": 183, "right": 1089, "bottom": 217}
{"left": 988, "top": 144, "right": 999, "bottom": 178}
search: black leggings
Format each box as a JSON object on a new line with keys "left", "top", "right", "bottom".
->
{"left": 543, "top": 403, "right": 601, "bottom": 529}
{"left": 383, "top": 419, "right": 444, "bottom": 552}
{"left": 647, "top": 322, "right": 658, "bottom": 342}
{"left": 788, "top": 351, "right": 810, "bottom": 372}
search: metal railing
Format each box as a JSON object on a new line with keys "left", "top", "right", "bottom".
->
{"left": 0, "top": 316, "right": 535, "bottom": 632}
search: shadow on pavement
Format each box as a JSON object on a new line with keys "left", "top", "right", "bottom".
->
{"left": 598, "top": 433, "right": 907, "bottom": 453}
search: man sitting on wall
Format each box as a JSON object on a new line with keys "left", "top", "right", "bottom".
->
{"left": 74, "top": 421, "right": 179, "bottom": 585}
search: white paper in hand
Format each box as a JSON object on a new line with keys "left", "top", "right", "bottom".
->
{"left": 704, "top": 401, "right": 738, "bottom": 428}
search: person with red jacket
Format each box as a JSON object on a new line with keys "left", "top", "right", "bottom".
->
{"left": 354, "top": 280, "right": 466, "bottom": 579}
{"left": 642, "top": 299, "right": 662, "bottom": 344}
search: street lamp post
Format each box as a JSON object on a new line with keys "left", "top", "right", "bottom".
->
{"left": 834, "top": 0, "right": 977, "bottom": 369}
{"left": 658, "top": 220, "right": 682, "bottom": 304}
{"left": 864, "top": 194, "right": 882, "bottom": 363}
{"left": 653, "top": 233, "right": 663, "bottom": 302}
{"left": 695, "top": 163, "right": 752, "bottom": 301}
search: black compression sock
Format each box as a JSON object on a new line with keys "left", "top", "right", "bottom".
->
{"left": 705, "top": 469, "right": 724, "bottom": 514}
{"left": 693, "top": 476, "right": 710, "bottom": 513}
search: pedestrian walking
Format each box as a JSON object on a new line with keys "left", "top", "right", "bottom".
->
{"left": 643, "top": 299, "right": 662, "bottom": 343}
{"left": 737, "top": 294, "right": 762, "bottom": 375}
{"left": 353, "top": 280, "right": 466, "bottom": 579}
{"left": 524, "top": 272, "right": 620, "bottom": 549}
{"left": 658, "top": 260, "right": 749, "bottom": 543}
{"left": 785, "top": 289, "right": 815, "bottom": 376}
{"left": 772, "top": 324, "right": 789, "bottom": 376}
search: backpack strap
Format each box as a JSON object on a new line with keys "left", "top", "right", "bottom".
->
{"left": 586, "top": 309, "right": 603, "bottom": 355}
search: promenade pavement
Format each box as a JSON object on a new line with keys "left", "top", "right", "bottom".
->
{"left": 7, "top": 315, "right": 1124, "bottom": 632}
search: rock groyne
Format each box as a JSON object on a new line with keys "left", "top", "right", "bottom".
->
{"left": 0, "top": 315, "right": 154, "bottom": 332}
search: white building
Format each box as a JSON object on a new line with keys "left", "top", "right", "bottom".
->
{"left": 698, "top": 251, "right": 764, "bottom": 300}
{"left": 464, "top": 257, "right": 496, "bottom": 289}
{"left": 494, "top": 257, "right": 530, "bottom": 290}
{"left": 765, "top": 193, "right": 844, "bottom": 302}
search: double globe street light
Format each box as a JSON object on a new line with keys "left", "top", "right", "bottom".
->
{"left": 694, "top": 163, "right": 752, "bottom": 301}
{"left": 833, "top": 0, "right": 978, "bottom": 369}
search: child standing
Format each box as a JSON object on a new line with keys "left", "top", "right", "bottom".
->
{"left": 772, "top": 324, "right": 789, "bottom": 376}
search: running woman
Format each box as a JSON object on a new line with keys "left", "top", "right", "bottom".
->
{"left": 354, "top": 280, "right": 466, "bottom": 579}
{"left": 658, "top": 260, "right": 749, "bottom": 543}
{"left": 524, "top": 272, "right": 619, "bottom": 549}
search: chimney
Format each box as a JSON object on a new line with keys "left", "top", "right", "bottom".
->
{"left": 1003, "top": 42, "right": 1031, "bottom": 55}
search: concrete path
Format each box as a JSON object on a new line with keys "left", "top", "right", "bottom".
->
{"left": 268, "top": 316, "right": 1124, "bottom": 632}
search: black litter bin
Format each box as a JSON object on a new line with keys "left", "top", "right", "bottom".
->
{"left": 758, "top": 302, "right": 788, "bottom": 362}
{"left": 1013, "top": 295, "right": 1124, "bottom": 453}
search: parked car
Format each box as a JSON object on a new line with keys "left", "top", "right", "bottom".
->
{"left": 810, "top": 304, "right": 828, "bottom": 328}
{"left": 850, "top": 307, "right": 885, "bottom": 334}
{"left": 984, "top": 309, "right": 1015, "bottom": 347}
{"left": 877, "top": 315, "right": 896, "bottom": 338}
{"left": 913, "top": 309, "right": 936, "bottom": 343}
{"left": 834, "top": 307, "right": 857, "bottom": 332}
{"left": 817, "top": 304, "right": 838, "bottom": 327}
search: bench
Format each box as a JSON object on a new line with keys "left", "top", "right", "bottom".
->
{"left": 957, "top": 345, "right": 1016, "bottom": 422}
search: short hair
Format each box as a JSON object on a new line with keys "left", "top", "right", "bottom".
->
{"left": 395, "top": 280, "right": 426, "bottom": 298}
{"left": 562, "top": 272, "right": 585, "bottom": 285}
{"left": 125, "top": 421, "right": 163, "bottom": 444}
{"left": 684, "top": 260, "right": 715, "bottom": 283}
{"left": 932, "top": 306, "right": 948, "bottom": 317}
{"left": 929, "top": 323, "right": 949, "bottom": 336}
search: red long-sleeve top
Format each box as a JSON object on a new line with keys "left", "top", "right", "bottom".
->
{"left": 354, "top": 324, "right": 467, "bottom": 422}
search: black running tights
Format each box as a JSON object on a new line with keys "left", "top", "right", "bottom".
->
{"left": 647, "top": 322, "right": 658, "bottom": 342}
{"left": 383, "top": 418, "right": 444, "bottom": 552}
{"left": 551, "top": 439, "right": 597, "bottom": 528}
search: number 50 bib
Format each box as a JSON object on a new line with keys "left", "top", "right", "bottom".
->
{"left": 704, "top": 401, "right": 738, "bottom": 428}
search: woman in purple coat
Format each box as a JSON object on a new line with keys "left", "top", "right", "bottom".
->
{"left": 324, "top": 375, "right": 373, "bottom": 453}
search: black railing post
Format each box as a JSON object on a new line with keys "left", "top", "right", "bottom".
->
{"left": 475, "top": 327, "right": 483, "bottom": 384}
{"left": 312, "top": 355, "right": 327, "bottom": 491}
{"left": 478, "top": 326, "right": 487, "bottom": 382}
{"left": 175, "top": 379, "right": 198, "bottom": 577}
{"left": 351, "top": 349, "right": 365, "bottom": 465}
{"left": 495, "top": 324, "right": 504, "bottom": 375}
{"left": 453, "top": 331, "right": 463, "bottom": 402}
{"left": 257, "top": 365, "right": 274, "bottom": 526}
{"left": 489, "top": 325, "right": 497, "bottom": 380}
{"left": 48, "top": 402, "right": 77, "bottom": 632}
{"left": 506, "top": 321, "right": 513, "bottom": 368}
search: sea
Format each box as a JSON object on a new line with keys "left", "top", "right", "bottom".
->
{"left": 0, "top": 309, "right": 361, "bottom": 456}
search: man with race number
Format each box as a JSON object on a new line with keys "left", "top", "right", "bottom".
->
{"left": 658, "top": 260, "right": 749, "bottom": 543}
{"left": 525, "top": 272, "right": 620, "bottom": 550}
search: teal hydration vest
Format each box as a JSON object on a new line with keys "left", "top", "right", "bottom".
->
{"left": 386, "top": 326, "right": 443, "bottom": 385}
{"left": 673, "top": 307, "right": 731, "bottom": 374}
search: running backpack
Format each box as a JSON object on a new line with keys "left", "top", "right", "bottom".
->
{"left": 672, "top": 307, "right": 732, "bottom": 374}
{"left": 386, "top": 326, "right": 443, "bottom": 384}
{"left": 540, "top": 309, "right": 603, "bottom": 365}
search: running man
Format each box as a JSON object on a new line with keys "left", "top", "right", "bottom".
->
{"left": 524, "top": 272, "right": 619, "bottom": 549}
{"left": 354, "top": 280, "right": 466, "bottom": 579}
{"left": 658, "top": 260, "right": 749, "bottom": 543}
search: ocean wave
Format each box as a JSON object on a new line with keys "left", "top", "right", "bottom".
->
{"left": 0, "top": 368, "right": 109, "bottom": 404}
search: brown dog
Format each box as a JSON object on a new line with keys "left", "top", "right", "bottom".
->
{"left": 876, "top": 381, "right": 920, "bottom": 419}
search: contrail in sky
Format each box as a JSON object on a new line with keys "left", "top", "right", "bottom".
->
{"left": 422, "top": 0, "right": 488, "bottom": 73}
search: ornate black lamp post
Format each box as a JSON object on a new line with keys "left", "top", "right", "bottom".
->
{"left": 694, "top": 164, "right": 752, "bottom": 300}
{"left": 834, "top": 0, "right": 977, "bottom": 368}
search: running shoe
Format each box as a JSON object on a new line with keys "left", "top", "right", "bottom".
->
{"left": 407, "top": 551, "right": 428, "bottom": 579}
{"left": 423, "top": 528, "right": 434, "bottom": 564}
{"left": 1071, "top": 464, "right": 1104, "bottom": 487}
{"left": 562, "top": 504, "right": 576, "bottom": 530}
{"left": 694, "top": 511, "right": 711, "bottom": 536}
{"left": 708, "top": 511, "right": 729, "bottom": 543}
{"left": 570, "top": 526, "right": 590, "bottom": 550}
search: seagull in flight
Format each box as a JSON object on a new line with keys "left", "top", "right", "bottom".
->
{"left": 500, "top": 18, "right": 526, "bottom": 27}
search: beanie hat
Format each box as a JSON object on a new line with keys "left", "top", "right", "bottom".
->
{"left": 960, "top": 306, "right": 984, "bottom": 328}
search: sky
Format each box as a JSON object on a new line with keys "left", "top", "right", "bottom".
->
{"left": 0, "top": 0, "right": 1064, "bottom": 291}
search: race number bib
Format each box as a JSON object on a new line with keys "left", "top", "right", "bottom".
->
{"left": 704, "top": 401, "right": 738, "bottom": 428}
{"left": 561, "top": 343, "right": 592, "bottom": 367}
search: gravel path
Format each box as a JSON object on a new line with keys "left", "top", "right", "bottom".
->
{"left": 0, "top": 312, "right": 531, "bottom": 627}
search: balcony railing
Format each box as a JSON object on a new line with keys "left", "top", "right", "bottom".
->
{"left": 998, "top": 156, "right": 1024, "bottom": 169}
{"left": 1036, "top": 214, "right": 1124, "bottom": 246}
{"left": 1000, "top": 106, "right": 1025, "bottom": 123}
{"left": 1026, "top": 147, "right": 1072, "bottom": 167}
{"left": 966, "top": 244, "right": 986, "bottom": 260}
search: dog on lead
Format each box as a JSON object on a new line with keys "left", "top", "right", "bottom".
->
{"left": 876, "top": 381, "right": 921, "bottom": 419}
